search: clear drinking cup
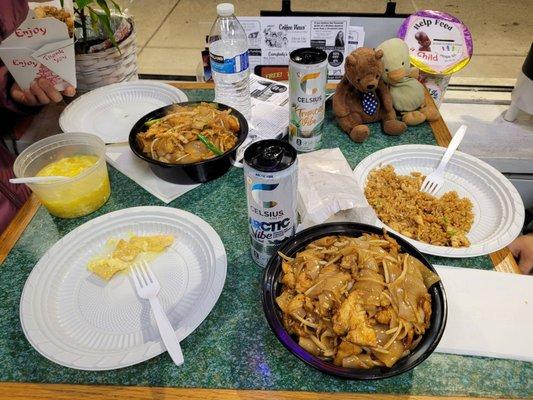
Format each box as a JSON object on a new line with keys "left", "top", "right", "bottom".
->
{"left": 13, "top": 133, "right": 111, "bottom": 218}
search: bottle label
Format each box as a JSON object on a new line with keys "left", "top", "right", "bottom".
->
{"left": 210, "top": 51, "right": 249, "bottom": 74}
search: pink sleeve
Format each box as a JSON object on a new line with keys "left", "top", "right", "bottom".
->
{"left": 0, "top": 65, "right": 38, "bottom": 115}
{"left": 0, "top": 0, "right": 34, "bottom": 114}
{"left": 1, "top": 65, "right": 19, "bottom": 113}
{"left": 0, "top": 0, "right": 29, "bottom": 41}
{"left": 0, "top": 144, "right": 31, "bottom": 234}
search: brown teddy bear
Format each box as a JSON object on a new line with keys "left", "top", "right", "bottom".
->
{"left": 333, "top": 48, "right": 406, "bottom": 142}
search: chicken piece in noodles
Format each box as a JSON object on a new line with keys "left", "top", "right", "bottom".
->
{"left": 276, "top": 233, "right": 439, "bottom": 369}
{"left": 333, "top": 341, "right": 362, "bottom": 366}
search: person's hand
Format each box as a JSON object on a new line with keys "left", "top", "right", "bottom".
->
{"left": 10, "top": 78, "right": 75, "bottom": 107}
{"left": 508, "top": 234, "right": 533, "bottom": 274}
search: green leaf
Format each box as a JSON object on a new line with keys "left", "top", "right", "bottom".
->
{"left": 109, "top": 0, "right": 122, "bottom": 13}
{"left": 88, "top": 8, "right": 100, "bottom": 33}
{"left": 75, "top": 0, "right": 94, "bottom": 9}
{"left": 95, "top": 0, "right": 112, "bottom": 18}
{"left": 87, "top": 6, "right": 120, "bottom": 52}
{"left": 95, "top": 0, "right": 120, "bottom": 52}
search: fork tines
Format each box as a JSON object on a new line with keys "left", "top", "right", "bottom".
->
{"left": 132, "top": 259, "right": 155, "bottom": 288}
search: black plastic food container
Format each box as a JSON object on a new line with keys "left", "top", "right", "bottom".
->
{"left": 129, "top": 101, "right": 249, "bottom": 184}
{"left": 262, "top": 222, "right": 447, "bottom": 380}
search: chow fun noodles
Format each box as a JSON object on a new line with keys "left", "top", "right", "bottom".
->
{"left": 276, "top": 233, "right": 440, "bottom": 369}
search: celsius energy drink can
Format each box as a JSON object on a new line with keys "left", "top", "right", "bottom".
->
{"left": 244, "top": 140, "right": 298, "bottom": 267}
{"left": 289, "top": 47, "right": 328, "bottom": 152}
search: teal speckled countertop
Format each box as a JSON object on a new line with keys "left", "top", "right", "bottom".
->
{"left": 0, "top": 89, "right": 531, "bottom": 397}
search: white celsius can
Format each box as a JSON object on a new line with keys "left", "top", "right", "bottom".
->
{"left": 289, "top": 47, "right": 328, "bottom": 152}
{"left": 243, "top": 140, "right": 298, "bottom": 267}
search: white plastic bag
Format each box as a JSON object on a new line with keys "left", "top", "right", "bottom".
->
{"left": 297, "top": 148, "right": 374, "bottom": 230}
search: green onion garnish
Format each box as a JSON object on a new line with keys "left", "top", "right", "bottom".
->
{"left": 144, "top": 117, "right": 162, "bottom": 127}
{"left": 198, "top": 134, "right": 223, "bottom": 156}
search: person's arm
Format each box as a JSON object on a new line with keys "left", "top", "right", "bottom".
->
{"left": 0, "top": 0, "right": 75, "bottom": 114}
{"left": 508, "top": 234, "right": 533, "bottom": 275}
{"left": 0, "top": 0, "right": 31, "bottom": 113}
{"left": 0, "top": 65, "right": 39, "bottom": 114}
{"left": 0, "top": 0, "right": 28, "bottom": 41}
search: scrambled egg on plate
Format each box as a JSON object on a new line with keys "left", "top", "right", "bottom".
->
{"left": 88, "top": 235, "right": 174, "bottom": 281}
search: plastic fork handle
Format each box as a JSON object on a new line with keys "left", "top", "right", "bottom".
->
{"left": 149, "top": 297, "right": 184, "bottom": 366}
{"left": 435, "top": 125, "right": 467, "bottom": 173}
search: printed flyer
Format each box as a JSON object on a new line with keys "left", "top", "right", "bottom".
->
{"left": 238, "top": 16, "right": 355, "bottom": 82}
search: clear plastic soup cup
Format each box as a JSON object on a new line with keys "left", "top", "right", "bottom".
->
{"left": 14, "top": 133, "right": 111, "bottom": 218}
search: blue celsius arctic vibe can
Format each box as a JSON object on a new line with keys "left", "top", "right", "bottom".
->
{"left": 243, "top": 140, "right": 298, "bottom": 267}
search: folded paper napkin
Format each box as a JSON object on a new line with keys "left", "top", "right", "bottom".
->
{"left": 435, "top": 265, "right": 533, "bottom": 362}
{"left": 105, "top": 144, "right": 199, "bottom": 204}
{"left": 297, "top": 148, "right": 374, "bottom": 230}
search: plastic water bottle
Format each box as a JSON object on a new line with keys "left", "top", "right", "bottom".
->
{"left": 208, "top": 3, "right": 251, "bottom": 120}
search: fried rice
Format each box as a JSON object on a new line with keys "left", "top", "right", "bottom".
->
{"left": 364, "top": 165, "right": 474, "bottom": 247}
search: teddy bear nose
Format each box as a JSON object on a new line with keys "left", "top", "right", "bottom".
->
{"left": 367, "top": 84, "right": 376, "bottom": 90}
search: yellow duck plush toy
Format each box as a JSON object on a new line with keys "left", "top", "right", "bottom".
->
{"left": 377, "top": 38, "right": 440, "bottom": 125}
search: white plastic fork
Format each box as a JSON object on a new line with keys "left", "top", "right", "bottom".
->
{"left": 420, "top": 125, "right": 467, "bottom": 196}
{"left": 131, "top": 259, "right": 184, "bottom": 366}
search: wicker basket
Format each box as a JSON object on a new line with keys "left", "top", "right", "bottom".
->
{"left": 75, "top": 18, "right": 138, "bottom": 92}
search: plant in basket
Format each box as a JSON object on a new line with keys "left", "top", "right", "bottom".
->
{"left": 69, "top": 0, "right": 138, "bottom": 91}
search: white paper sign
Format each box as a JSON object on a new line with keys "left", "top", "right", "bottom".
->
{"left": 346, "top": 26, "right": 366, "bottom": 54}
{"left": 0, "top": 13, "right": 75, "bottom": 90}
{"left": 238, "top": 16, "right": 355, "bottom": 82}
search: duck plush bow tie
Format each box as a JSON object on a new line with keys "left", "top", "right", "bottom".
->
{"left": 362, "top": 92, "right": 378, "bottom": 115}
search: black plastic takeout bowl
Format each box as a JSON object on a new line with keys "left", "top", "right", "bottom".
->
{"left": 262, "top": 222, "right": 447, "bottom": 380}
{"left": 129, "top": 101, "right": 249, "bottom": 184}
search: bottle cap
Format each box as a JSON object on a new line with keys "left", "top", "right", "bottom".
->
{"left": 217, "top": 3, "right": 234, "bottom": 16}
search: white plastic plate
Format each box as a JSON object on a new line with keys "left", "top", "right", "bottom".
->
{"left": 20, "top": 206, "right": 226, "bottom": 370}
{"left": 59, "top": 80, "right": 188, "bottom": 143}
{"left": 353, "top": 144, "right": 525, "bottom": 258}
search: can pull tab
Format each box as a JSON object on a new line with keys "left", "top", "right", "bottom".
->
{"left": 257, "top": 145, "right": 284, "bottom": 169}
